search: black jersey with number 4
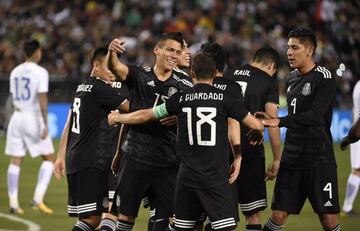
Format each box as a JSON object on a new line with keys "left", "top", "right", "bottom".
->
{"left": 123, "top": 65, "right": 193, "bottom": 167}
{"left": 66, "top": 77, "right": 127, "bottom": 174}
{"left": 224, "top": 64, "right": 279, "bottom": 155}
{"left": 96, "top": 81, "right": 130, "bottom": 172}
{"left": 279, "top": 65, "right": 336, "bottom": 168}
{"left": 165, "top": 84, "right": 249, "bottom": 188}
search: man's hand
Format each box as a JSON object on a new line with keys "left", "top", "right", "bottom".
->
{"left": 229, "top": 155, "right": 242, "bottom": 184}
{"left": 160, "top": 115, "right": 177, "bottom": 126}
{"left": 262, "top": 118, "right": 280, "bottom": 127}
{"left": 340, "top": 136, "right": 351, "bottom": 151}
{"left": 41, "top": 126, "right": 48, "bottom": 139}
{"left": 108, "top": 110, "right": 121, "bottom": 127}
{"left": 247, "top": 130, "right": 264, "bottom": 145}
{"left": 254, "top": 111, "right": 273, "bottom": 120}
{"left": 264, "top": 160, "right": 280, "bottom": 181}
{"left": 109, "top": 39, "right": 126, "bottom": 54}
{"left": 54, "top": 158, "right": 65, "bottom": 181}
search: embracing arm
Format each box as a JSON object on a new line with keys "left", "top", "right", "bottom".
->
{"left": 106, "top": 39, "right": 129, "bottom": 81}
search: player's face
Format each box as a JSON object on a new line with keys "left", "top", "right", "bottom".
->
{"left": 95, "top": 58, "right": 115, "bottom": 84}
{"left": 154, "top": 39, "right": 182, "bottom": 71}
{"left": 178, "top": 41, "right": 190, "bottom": 68}
{"left": 287, "top": 38, "right": 310, "bottom": 69}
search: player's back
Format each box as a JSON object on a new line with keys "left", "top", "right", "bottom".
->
{"left": 169, "top": 84, "right": 248, "bottom": 188}
{"left": 9, "top": 62, "right": 49, "bottom": 112}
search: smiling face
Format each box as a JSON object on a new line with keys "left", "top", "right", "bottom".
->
{"left": 287, "top": 37, "right": 314, "bottom": 70}
{"left": 178, "top": 40, "right": 191, "bottom": 68}
{"left": 154, "top": 39, "right": 183, "bottom": 71}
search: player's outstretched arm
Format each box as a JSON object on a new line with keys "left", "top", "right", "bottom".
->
{"left": 340, "top": 117, "right": 360, "bottom": 150}
{"left": 242, "top": 114, "right": 264, "bottom": 132}
{"left": 264, "top": 103, "right": 281, "bottom": 181}
{"left": 54, "top": 110, "right": 71, "bottom": 180}
{"left": 108, "top": 108, "right": 157, "bottom": 126}
{"left": 106, "top": 38, "right": 129, "bottom": 81}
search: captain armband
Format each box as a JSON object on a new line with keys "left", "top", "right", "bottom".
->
{"left": 153, "top": 103, "right": 169, "bottom": 119}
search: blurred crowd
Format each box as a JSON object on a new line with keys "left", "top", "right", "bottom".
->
{"left": 0, "top": 0, "right": 359, "bottom": 108}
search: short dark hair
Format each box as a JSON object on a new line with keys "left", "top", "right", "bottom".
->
{"left": 253, "top": 46, "right": 280, "bottom": 69}
{"left": 91, "top": 46, "right": 108, "bottom": 64}
{"left": 157, "top": 32, "right": 184, "bottom": 48}
{"left": 191, "top": 53, "right": 216, "bottom": 80}
{"left": 23, "top": 39, "right": 40, "bottom": 57}
{"left": 200, "top": 42, "right": 227, "bottom": 72}
{"left": 288, "top": 28, "right": 317, "bottom": 55}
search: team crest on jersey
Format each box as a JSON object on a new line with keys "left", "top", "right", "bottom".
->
{"left": 302, "top": 83, "right": 311, "bottom": 96}
{"left": 168, "top": 87, "right": 178, "bottom": 97}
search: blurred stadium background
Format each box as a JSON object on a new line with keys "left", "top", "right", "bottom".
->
{"left": 0, "top": 0, "right": 359, "bottom": 230}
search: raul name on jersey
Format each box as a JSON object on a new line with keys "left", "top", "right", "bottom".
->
{"left": 286, "top": 79, "right": 313, "bottom": 115}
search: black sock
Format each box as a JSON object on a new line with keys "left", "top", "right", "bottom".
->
{"left": 204, "top": 223, "right": 214, "bottom": 231}
{"left": 263, "top": 219, "right": 283, "bottom": 231}
{"left": 324, "top": 224, "right": 341, "bottom": 231}
{"left": 152, "top": 218, "right": 169, "bottom": 231}
{"left": 72, "top": 220, "right": 94, "bottom": 231}
{"left": 166, "top": 223, "right": 176, "bottom": 231}
{"left": 148, "top": 217, "right": 154, "bottom": 231}
{"left": 246, "top": 224, "right": 262, "bottom": 230}
{"left": 100, "top": 218, "right": 116, "bottom": 231}
{"left": 116, "top": 219, "right": 134, "bottom": 231}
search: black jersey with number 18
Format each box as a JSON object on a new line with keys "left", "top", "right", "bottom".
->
{"left": 165, "top": 84, "right": 249, "bottom": 189}
{"left": 66, "top": 77, "right": 127, "bottom": 174}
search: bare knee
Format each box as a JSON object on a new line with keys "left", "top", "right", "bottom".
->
{"left": 41, "top": 154, "right": 54, "bottom": 162}
{"left": 246, "top": 212, "right": 261, "bottom": 224}
{"left": 270, "top": 210, "right": 288, "bottom": 225}
{"left": 119, "top": 213, "right": 135, "bottom": 223}
{"left": 352, "top": 168, "right": 360, "bottom": 177}
{"left": 319, "top": 213, "right": 339, "bottom": 230}
{"left": 10, "top": 157, "right": 22, "bottom": 166}
{"left": 82, "top": 215, "right": 102, "bottom": 228}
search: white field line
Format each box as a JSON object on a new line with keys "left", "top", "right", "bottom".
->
{"left": 0, "top": 212, "right": 40, "bottom": 231}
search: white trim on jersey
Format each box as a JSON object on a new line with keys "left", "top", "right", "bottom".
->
{"left": 173, "top": 67, "right": 189, "bottom": 76}
{"left": 315, "top": 66, "right": 332, "bottom": 79}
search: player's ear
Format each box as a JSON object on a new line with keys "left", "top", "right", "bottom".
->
{"left": 190, "top": 70, "right": 196, "bottom": 80}
{"left": 153, "top": 45, "right": 160, "bottom": 55}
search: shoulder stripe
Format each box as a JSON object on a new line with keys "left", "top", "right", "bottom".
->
{"left": 315, "top": 66, "right": 332, "bottom": 79}
{"left": 173, "top": 67, "right": 189, "bottom": 76}
{"left": 179, "top": 78, "right": 193, "bottom": 87}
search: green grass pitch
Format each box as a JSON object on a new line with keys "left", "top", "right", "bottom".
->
{"left": 0, "top": 137, "right": 359, "bottom": 230}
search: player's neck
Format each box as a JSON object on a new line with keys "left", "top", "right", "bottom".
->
{"left": 194, "top": 79, "right": 213, "bottom": 85}
{"left": 153, "top": 64, "right": 172, "bottom": 81}
{"left": 25, "top": 57, "right": 38, "bottom": 63}
{"left": 298, "top": 61, "right": 316, "bottom": 75}
{"left": 216, "top": 70, "right": 223, "bottom": 77}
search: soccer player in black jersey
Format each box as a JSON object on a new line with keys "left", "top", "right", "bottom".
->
{"left": 224, "top": 46, "right": 281, "bottom": 231}
{"left": 107, "top": 32, "right": 193, "bottom": 231}
{"left": 199, "top": 42, "right": 243, "bottom": 231}
{"left": 259, "top": 28, "right": 341, "bottom": 231}
{"left": 108, "top": 53, "right": 264, "bottom": 231}
{"left": 53, "top": 47, "right": 128, "bottom": 231}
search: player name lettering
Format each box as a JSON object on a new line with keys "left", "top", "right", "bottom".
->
{"left": 213, "top": 84, "right": 227, "bottom": 90}
{"left": 233, "top": 69, "right": 250, "bottom": 76}
{"left": 76, "top": 84, "right": 93, "bottom": 92}
{"left": 182, "top": 92, "right": 224, "bottom": 101}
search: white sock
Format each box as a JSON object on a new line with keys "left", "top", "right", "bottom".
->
{"left": 33, "top": 161, "right": 54, "bottom": 204}
{"left": 343, "top": 173, "right": 360, "bottom": 212}
{"left": 7, "top": 163, "right": 20, "bottom": 208}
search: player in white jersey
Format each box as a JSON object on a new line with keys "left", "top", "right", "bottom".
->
{"left": 341, "top": 80, "right": 360, "bottom": 217}
{"left": 5, "top": 39, "right": 54, "bottom": 215}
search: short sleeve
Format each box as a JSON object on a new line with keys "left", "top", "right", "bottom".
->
{"left": 38, "top": 68, "right": 49, "bottom": 93}
{"left": 266, "top": 77, "right": 279, "bottom": 105}
{"left": 227, "top": 96, "right": 249, "bottom": 122}
{"left": 123, "top": 65, "right": 140, "bottom": 89}
{"left": 165, "top": 92, "right": 182, "bottom": 115}
{"left": 95, "top": 80, "right": 127, "bottom": 110}
{"left": 353, "top": 81, "right": 360, "bottom": 119}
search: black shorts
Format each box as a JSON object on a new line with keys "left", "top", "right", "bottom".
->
{"left": 112, "top": 155, "right": 177, "bottom": 219}
{"left": 174, "top": 181, "right": 237, "bottom": 231}
{"left": 108, "top": 171, "right": 118, "bottom": 202}
{"left": 271, "top": 163, "right": 340, "bottom": 214}
{"left": 67, "top": 167, "right": 109, "bottom": 219}
{"left": 236, "top": 155, "right": 267, "bottom": 215}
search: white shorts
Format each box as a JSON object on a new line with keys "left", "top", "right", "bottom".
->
{"left": 5, "top": 111, "right": 54, "bottom": 158}
{"left": 350, "top": 141, "right": 360, "bottom": 169}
